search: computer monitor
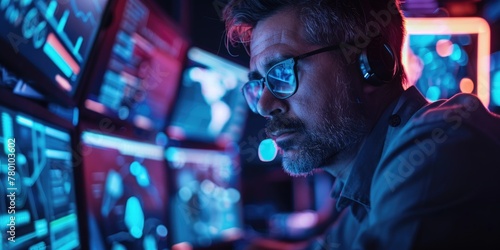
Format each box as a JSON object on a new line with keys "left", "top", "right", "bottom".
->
{"left": 80, "top": 131, "right": 169, "bottom": 249}
{"left": 84, "top": 0, "right": 188, "bottom": 132}
{"left": 0, "top": 105, "right": 80, "bottom": 250}
{"left": 403, "top": 17, "right": 490, "bottom": 107}
{"left": 165, "top": 146, "right": 243, "bottom": 247}
{"left": 166, "top": 47, "right": 249, "bottom": 144}
{"left": 0, "top": 0, "right": 110, "bottom": 106}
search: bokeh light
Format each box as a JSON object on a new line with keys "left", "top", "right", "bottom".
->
{"left": 459, "top": 78, "right": 475, "bottom": 93}
{"left": 436, "top": 39, "right": 453, "bottom": 57}
{"left": 426, "top": 86, "right": 441, "bottom": 101}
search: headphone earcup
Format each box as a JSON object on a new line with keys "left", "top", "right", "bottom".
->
{"left": 359, "top": 38, "right": 398, "bottom": 86}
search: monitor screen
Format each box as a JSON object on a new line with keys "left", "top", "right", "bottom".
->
{"left": 403, "top": 17, "right": 490, "bottom": 106}
{"left": 166, "top": 47, "right": 249, "bottom": 143}
{"left": 165, "top": 146, "right": 243, "bottom": 247}
{"left": 0, "top": 0, "right": 109, "bottom": 104}
{"left": 84, "top": 0, "right": 188, "bottom": 132}
{"left": 0, "top": 106, "right": 80, "bottom": 249}
{"left": 81, "top": 131, "right": 169, "bottom": 249}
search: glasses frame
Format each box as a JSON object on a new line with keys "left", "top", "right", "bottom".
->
{"left": 242, "top": 45, "right": 341, "bottom": 113}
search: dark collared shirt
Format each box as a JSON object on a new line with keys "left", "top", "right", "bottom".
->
{"left": 315, "top": 86, "right": 500, "bottom": 249}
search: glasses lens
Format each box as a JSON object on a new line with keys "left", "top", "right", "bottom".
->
{"left": 242, "top": 80, "right": 263, "bottom": 113}
{"left": 266, "top": 58, "right": 296, "bottom": 99}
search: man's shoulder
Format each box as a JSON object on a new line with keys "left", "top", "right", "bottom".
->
{"left": 399, "top": 93, "right": 500, "bottom": 142}
{"left": 355, "top": 92, "right": 500, "bottom": 250}
{"left": 374, "top": 92, "right": 500, "bottom": 194}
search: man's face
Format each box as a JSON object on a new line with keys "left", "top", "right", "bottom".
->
{"left": 249, "top": 8, "right": 368, "bottom": 176}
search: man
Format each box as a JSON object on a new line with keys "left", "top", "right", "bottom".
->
{"left": 223, "top": 0, "right": 500, "bottom": 249}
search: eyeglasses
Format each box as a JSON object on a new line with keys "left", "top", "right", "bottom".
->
{"left": 242, "top": 45, "right": 340, "bottom": 113}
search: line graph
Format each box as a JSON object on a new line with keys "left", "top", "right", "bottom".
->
{"left": 70, "top": 0, "right": 98, "bottom": 26}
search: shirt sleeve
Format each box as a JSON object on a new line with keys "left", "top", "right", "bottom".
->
{"left": 356, "top": 111, "right": 500, "bottom": 250}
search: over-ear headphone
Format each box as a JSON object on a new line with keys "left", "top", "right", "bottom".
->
{"left": 358, "top": 37, "right": 399, "bottom": 86}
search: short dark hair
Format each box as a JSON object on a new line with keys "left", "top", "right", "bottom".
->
{"left": 223, "top": 0, "right": 407, "bottom": 84}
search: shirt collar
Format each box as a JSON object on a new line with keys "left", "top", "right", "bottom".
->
{"left": 333, "top": 86, "right": 429, "bottom": 219}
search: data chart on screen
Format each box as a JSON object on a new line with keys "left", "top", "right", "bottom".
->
{"left": 84, "top": 0, "right": 187, "bottom": 131}
{"left": 0, "top": 106, "right": 80, "bottom": 250}
{"left": 0, "top": 0, "right": 109, "bottom": 99}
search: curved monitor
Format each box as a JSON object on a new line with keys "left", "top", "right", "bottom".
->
{"left": 0, "top": 0, "right": 110, "bottom": 106}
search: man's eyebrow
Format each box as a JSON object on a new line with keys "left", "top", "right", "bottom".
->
{"left": 265, "top": 55, "right": 291, "bottom": 69}
{"left": 248, "top": 70, "right": 262, "bottom": 80}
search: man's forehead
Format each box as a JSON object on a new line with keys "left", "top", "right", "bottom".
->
{"left": 250, "top": 30, "right": 302, "bottom": 57}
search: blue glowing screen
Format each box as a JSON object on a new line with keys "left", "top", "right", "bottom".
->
{"left": 85, "top": 0, "right": 187, "bottom": 132}
{"left": 0, "top": 0, "right": 108, "bottom": 96}
{"left": 0, "top": 106, "right": 80, "bottom": 250}
{"left": 165, "top": 147, "right": 243, "bottom": 247}
{"left": 406, "top": 34, "right": 477, "bottom": 101}
{"left": 81, "top": 131, "right": 169, "bottom": 249}
{"left": 490, "top": 51, "right": 500, "bottom": 110}
{"left": 167, "top": 47, "right": 248, "bottom": 143}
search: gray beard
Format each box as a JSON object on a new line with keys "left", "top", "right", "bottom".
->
{"left": 280, "top": 108, "right": 368, "bottom": 177}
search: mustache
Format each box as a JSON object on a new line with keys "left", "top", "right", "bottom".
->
{"left": 265, "top": 116, "right": 305, "bottom": 137}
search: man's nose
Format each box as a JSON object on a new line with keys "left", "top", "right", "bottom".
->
{"left": 256, "top": 86, "right": 287, "bottom": 117}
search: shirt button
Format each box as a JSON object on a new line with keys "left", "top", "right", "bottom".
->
{"left": 389, "top": 114, "right": 401, "bottom": 127}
